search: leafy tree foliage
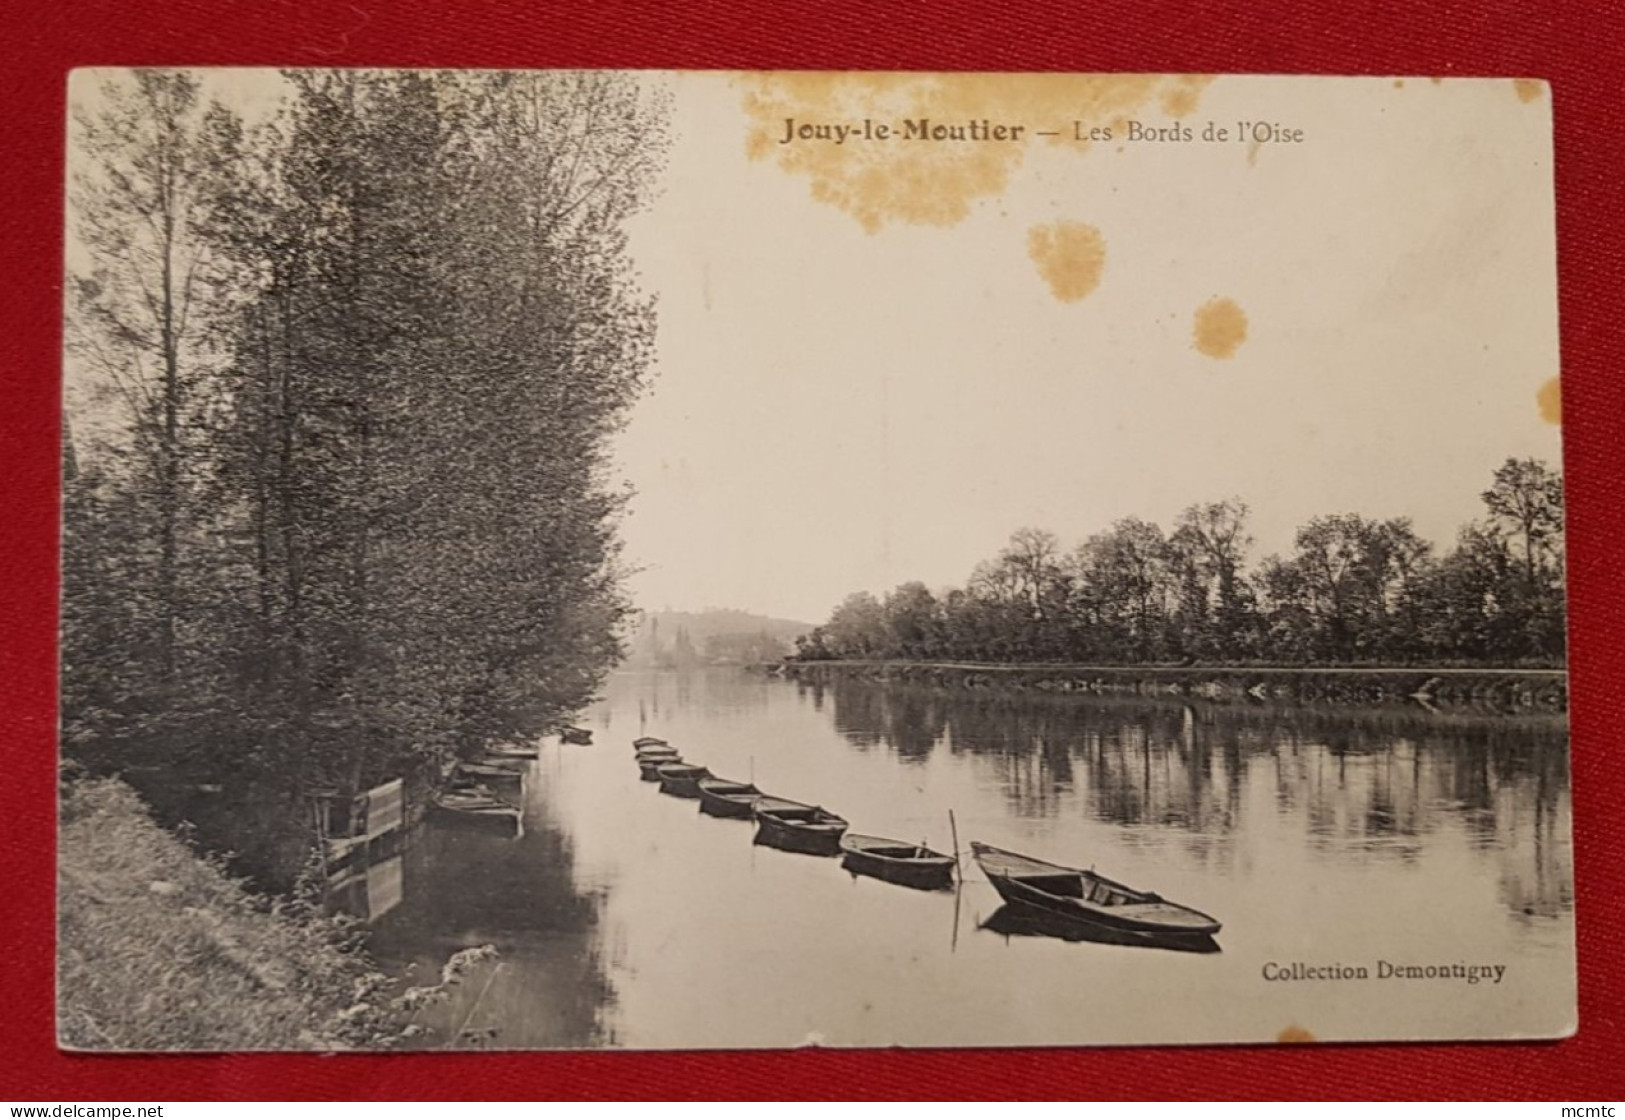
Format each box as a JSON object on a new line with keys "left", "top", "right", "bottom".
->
{"left": 64, "top": 72, "right": 668, "bottom": 812}
{"left": 1258, "top": 516, "right": 1431, "bottom": 662}
{"left": 797, "top": 463, "right": 1566, "bottom": 668}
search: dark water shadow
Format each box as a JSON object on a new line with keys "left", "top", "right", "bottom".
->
{"left": 365, "top": 792, "right": 618, "bottom": 1048}
{"left": 751, "top": 832, "right": 842, "bottom": 858}
{"left": 981, "top": 903, "right": 1223, "bottom": 954}
{"left": 839, "top": 853, "right": 956, "bottom": 893}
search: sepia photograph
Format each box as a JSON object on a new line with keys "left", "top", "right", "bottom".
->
{"left": 58, "top": 69, "right": 1570, "bottom": 1051}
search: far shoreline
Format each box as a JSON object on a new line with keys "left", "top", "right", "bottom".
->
{"left": 753, "top": 659, "right": 1567, "bottom": 714}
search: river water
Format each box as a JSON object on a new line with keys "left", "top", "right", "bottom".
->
{"left": 356, "top": 668, "right": 1574, "bottom": 1049}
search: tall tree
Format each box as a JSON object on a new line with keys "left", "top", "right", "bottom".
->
{"left": 63, "top": 70, "right": 672, "bottom": 837}
{"left": 824, "top": 592, "right": 888, "bottom": 658}
{"left": 69, "top": 71, "right": 213, "bottom": 681}
{"left": 1169, "top": 499, "right": 1255, "bottom": 658}
{"left": 1412, "top": 523, "right": 1516, "bottom": 661}
{"left": 972, "top": 528, "right": 1070, "bottom": 658}
{"left": 1074, "top": 518, "right": 1169, "bottom": 661}
{"left": 1482, "top": 458, "right": 1565, "bottom": 590}
{"left": 1261, "top": 515, "right": 1433, "bottom": 662}
{"left": 883, "top": 582, "right": 940, "bottom": 659}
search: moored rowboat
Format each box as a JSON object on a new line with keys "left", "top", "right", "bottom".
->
{"left": 560, "top": 726, "right": 593, "bottom": 745}
{"left": 430, "top": 787, "right": 522, "bottom": 835}
{"left": 970, "top": 841, "right": 1220, "bottom": 939}
{"left": 696, "top": 777, "right": 762, "bottom": 819}
{"left": 656, "top": 762, "right": 711, "bottom": 798}
{"left": 453, "top": 761, "right": 523, "bottom": 789}
{"left": 486, "top": 742, "right": 540, "bottom": 761}
{"left": 631, "top": 736, "right": 669, "bottom": 751}
{"left": 840, "top": 834, "right": 955, "bottom": 891}
{"left": 751, "top": 796, "right": 848, "bottom": 856}
{"left": 635, "top": 747, "right": 682, "bottom": 780}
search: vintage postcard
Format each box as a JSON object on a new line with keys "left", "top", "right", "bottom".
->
{"left": 59, "top": 70, "right": 1570, "bottom": 1051}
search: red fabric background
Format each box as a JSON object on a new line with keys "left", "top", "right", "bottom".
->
{"left": 4, "top": 0, "right": 1622, "bottom": 1101}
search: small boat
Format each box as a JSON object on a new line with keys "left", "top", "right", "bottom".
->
{"left": 560, "top": 726, "right": 593, "bottom": 745}
{"left": 486, "top": 742, "right": 540, "bottom": 761}
{"left": 751, "top": 797, "right": 848, "bottom": 856}
{"left": 840, "top": 834, "right": 955, "bottom": 891}
{"left": 453, "top": 761, "right": 523, "bottom": 789}
{"left": 970, "top": 842, "right": 1221, "bottom": 940}
{"left": 631, "top": 736, "right": 669, "bottom": 751}
{"left": 430, "top": 787, "right": 522, "bottom": 835}
{"left": 635, "top": 747, "right": 682, "bottom": 780}
{"left": 696, "top": 777, "right": 762, "bottom": 819}
{"left": 656, "top": 762, "right": 711, "bottom": 798}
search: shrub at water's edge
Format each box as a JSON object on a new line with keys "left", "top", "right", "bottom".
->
{"left": 58, "top": 777, "right": 492, "bottom": 1051}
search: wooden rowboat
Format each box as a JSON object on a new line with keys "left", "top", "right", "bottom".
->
{"left": 840, "top": 834, "right": 955, "bottom": 891}
{"left": 631, "top": 736, "right": 669, "bottom": 751}
{"left": 696, "top": 777, "right": 762, "bottom": 819}
{"left": 635, "top": 747, "right": 682, "bottom": 780}
{"left": 453, "top": 761, "right": 523, "bottom": 789}
{"left": 560, "top": 726, "right": 593, "bottom": 745}
{"left": 751, "top": 797, "right": 848, "bottom": 856}
{"left": 656, "top": 762, "right": 711, "bottom": 798}
{"left": 430, "top": 786, "right": 522, "bottom": 835}
{"left": 970, "top": 842, "right": 1221, "bottom": 940}
{"left": 486, "top": 742, "right": 540, "bottom": 761}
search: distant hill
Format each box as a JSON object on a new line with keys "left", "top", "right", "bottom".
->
{"left": 623, "top": 609, "right": 813, "bottom": 668}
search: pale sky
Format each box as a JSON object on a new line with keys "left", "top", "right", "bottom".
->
{"left": 617, "top": 74, "right": 1561, "bottom": 622}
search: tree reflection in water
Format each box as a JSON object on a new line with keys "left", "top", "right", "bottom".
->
{"left": 824, "top": 678, "right": 1570, "bottom": 922}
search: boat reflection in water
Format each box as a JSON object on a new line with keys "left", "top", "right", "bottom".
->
{"left": 366, "top": 765, "right": 620, "bottom": 1050}
{"left": 981, "top": 904, "right": 1222, "bottom": 954}
{"left": 327, "top": 852, "right": 405, "bottom": 922}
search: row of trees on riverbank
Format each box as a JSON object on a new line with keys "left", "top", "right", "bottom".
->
{"left": 62, "top": 71, "right": 667, "bottom": 804}
{"left": 796, "top": 459, "right": 1566, "bottom": 667}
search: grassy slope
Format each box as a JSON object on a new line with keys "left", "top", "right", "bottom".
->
{"left": 57, "top": 778, "right": 386, "bottom": 1051}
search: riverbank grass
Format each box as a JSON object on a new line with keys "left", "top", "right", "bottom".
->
{"left": 59, "top": 778, "right": 434, "bottom": 1050}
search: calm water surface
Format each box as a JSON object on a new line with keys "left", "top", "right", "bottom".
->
{"left": 359, "top": 668, "right": 1574, "bottom": 1048}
